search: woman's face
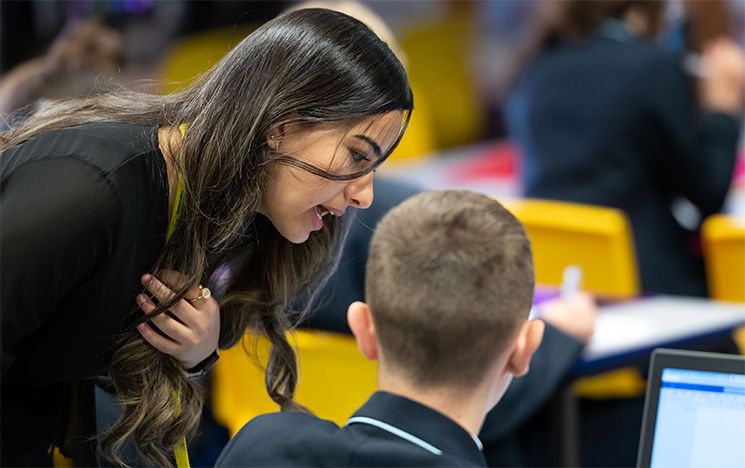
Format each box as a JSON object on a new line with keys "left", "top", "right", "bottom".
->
{"left": 259, "top": 111, "right": 404, "bottom": 244}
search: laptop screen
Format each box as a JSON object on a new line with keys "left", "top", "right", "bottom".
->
{"left": 649, "top": 367, "right": 745, "bottom": 468}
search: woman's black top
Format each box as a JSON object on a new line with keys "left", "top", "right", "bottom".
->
{"left": 1, "top": 122, "right": 169, "bottom": 465}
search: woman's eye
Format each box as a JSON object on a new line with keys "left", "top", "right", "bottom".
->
{"left": 350, "top": 149, "right": 371, "bottom": 165}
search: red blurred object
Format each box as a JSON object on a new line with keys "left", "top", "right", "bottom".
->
{"left": 448, "top": 141, "right": 519, "bottom": 183}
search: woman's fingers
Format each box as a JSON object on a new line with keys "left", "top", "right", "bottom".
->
{"left": 136, "top": 293, "right": 191, "bottom": 343}
{"left": 141, "top": 273, "right": 204, "bottom": 327}
{"left": 141, "top": 273, "right": 180, "bottom": 303}
{"left": 136, "top": 271, "right": 220, "bottom": 368}
{"left": 137, "top": 321, "right": 180, "bottom": 356}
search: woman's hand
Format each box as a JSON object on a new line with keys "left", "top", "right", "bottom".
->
{"left": 699, "top": 37, "right": 745, "bottom": 116}
{"left": 135, "top": 271, "right": 220, "bottom": 370}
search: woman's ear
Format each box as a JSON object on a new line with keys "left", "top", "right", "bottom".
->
{"left": 347, "top": 301, "right": 379, "bottom": 361}
{"left": 266, "top": 125, "right": 285, "bottom": 151}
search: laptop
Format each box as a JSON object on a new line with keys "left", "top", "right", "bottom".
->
{"left": 637, "top": 348, "right": 745, "bottom": 468}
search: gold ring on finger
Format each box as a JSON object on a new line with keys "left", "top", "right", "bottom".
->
{"left": 188, "top": 285, "right": 211, "bottom": 303}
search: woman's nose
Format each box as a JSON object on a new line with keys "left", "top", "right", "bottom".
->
{"left": 346, "top": 173, "right": 374, "bottom": 209}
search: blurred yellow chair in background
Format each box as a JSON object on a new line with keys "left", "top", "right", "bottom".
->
{"left": 399, "top": 13, "right": 484, "bottom": 149}
{"left": 702, "top": 214, "right": 745, "bottom": 303}
{"left": 501, "top": 198, "right": 640, "bottom": 299}
{"left": 702, "top": 214, "right": 745, "bottom": 353}
{"left": 212, "top": 329, "right": 377, "bottom": 436}
{"left": 501, "top": 198, "right": 646, "bottom": 398}
{"left": 385, "top": 79, "right": 437, "bottom": 164}
{"left": 159, "top": 24, "right": 256, "bottom": 94}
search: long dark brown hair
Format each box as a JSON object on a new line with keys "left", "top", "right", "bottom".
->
{"left": 1, "top": 8, "right": 412, "bottom": 466}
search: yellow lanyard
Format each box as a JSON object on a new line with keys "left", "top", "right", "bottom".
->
{"left": 166, "top": 125, "right": 187, "bottom": 244}
{"left": 169, "top": 124, "right": 190, "bottom": 468}
{"left": 172, "top": 389, "right": 190, "bottom": 468}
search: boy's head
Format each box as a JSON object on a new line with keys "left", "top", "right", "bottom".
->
{"left": 348, "top": 190, "right": 542, "bottom": 401}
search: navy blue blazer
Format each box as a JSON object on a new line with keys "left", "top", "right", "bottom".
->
{"left": 215, "top": 391, "right": 487, "bottom": 467}
{"left": 505, "top": 20, "right": 741, "bottom": 296}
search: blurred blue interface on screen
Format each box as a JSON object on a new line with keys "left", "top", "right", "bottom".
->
{"left": 650, "top": 368, "right": 745, "bottom": 468}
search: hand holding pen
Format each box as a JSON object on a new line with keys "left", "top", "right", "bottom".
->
{"left": 539, "top": 265, "right": 598, "bottom": 345}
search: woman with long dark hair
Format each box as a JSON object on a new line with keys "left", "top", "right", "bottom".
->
{"left": 0, "top": 8, "right": 412, "bottom": 466}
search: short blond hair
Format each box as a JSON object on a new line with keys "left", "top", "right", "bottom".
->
{"left": 366, "top": 190, "right": 534, "bottom": 386}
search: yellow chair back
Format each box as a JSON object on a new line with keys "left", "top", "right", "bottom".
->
{"left": 386, "top": 79, "right": 437, "bottom": 164}
{"left": 400, "top": 13, "right": 483, "bottom": 149}
{"left": 701, "top": 214, "right": 745, "bottom": 354}
{"left": 212, "top": 329, "right": 377, "bottom": 436}
{"left": 501, "top": 198, "right": 640, "bottom": 299}
{"left": 501, "top": 198, "right": 644, "bottom": 397}
{"left": 702, "top": 214, "right": 745, "bottom": 303}
{"left": 159, "top": 24, "right": 257, "bottom": 94}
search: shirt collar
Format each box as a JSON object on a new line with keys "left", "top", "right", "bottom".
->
{"left": 596, "top": 18, "right": 638, "bottom": 45}
{"left": 347, "top": 391, "right": 486, "bottom": 465}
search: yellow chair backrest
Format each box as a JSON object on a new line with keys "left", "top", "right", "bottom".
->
{"left": 159, "top": 24, "right": 257, "bottom": 94}
{"left": 702, "top": 214, "right": 745, "bottom": 303}
{"left": 386, "top": 79, "right": 437, "bottom": 164}
{"left": 701, "top": 214, "right": 745, "bottom": 354}
{"left": 501, "top": 199, "right": 644, "bottom": 397}
{"left": 501, "top": 198, "right": 640, "bottom": 299}
{"left": 400, "top": 13, "right": 483, "bottom": 149}
{"left": 212, "top": 329, "right": 377, "bottom": 436}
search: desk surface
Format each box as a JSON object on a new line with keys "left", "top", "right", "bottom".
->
{"left": 578, "top": 296, "right": 745, "bottom": 373}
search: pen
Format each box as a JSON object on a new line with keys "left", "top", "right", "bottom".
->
{"left": 561, "top": 265, "right": 583, "bottom": 299}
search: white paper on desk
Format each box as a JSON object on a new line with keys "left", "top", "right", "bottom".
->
{"left": 583, "top": 296, "right": 745, "bottom": 361}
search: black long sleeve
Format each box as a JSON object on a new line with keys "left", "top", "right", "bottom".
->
{"left": 1, "top": 156, "right": 120, "bottom": 377}
{"left": 0, "top": 122, "right": 168, "bottom": 466}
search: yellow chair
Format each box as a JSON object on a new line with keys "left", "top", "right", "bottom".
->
{"left": 158, "top": 24, "right": 257, "bottom": 94}
{"left": 701, "top": 214, "right": 745, "bottom": 353}
{"left": 212, "top": 329, "right": 377, "bottom": 436}
{"left": 385, "top": 79, "right": 437, "bottom": 164}
{"left": 501, "top": 198, "right": 640, "bottom": 299}
{"left": 501, "top": 198, "right": 646, "bottom": 398}
{"left": 399, "top": 13, "right": 484, "bottom": 149}
{"left": 702, "top": 214, "right": 745, "bottom": 302}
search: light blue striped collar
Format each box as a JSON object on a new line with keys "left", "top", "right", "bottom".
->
{"left": 346, "top": 416, "right": 443, "bottom": 455}
{"left": 472, "top": 435, "right": 483, "bottom": 451}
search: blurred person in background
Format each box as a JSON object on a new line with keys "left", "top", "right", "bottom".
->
{"left": 0, "top": 18, "right": 126, "bottom": 125}
{"left": 504, "top": 0, "right": 745, "bottom": 298}
{"left": 0, "top": 8, "right": 412, "bottom": 466}
{"left": 503, "top": 1, "right": 744, "bottom": 464}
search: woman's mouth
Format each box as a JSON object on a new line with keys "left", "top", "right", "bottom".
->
{"left": 311, "top": 205, "right": 343, "bottom": 231}
{"left": 312, "top": 205, "right": 330, "bottom": 230}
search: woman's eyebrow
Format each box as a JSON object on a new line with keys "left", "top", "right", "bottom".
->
{"left": 353, "top": 135, "right": 381, "bottom": 158}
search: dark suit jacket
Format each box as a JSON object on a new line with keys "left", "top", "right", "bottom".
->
{"left": 215, "top": 391, "right": 487, "bottom": 467}
{"left": 505, "top": 19, "right": 741, "bottom": 297}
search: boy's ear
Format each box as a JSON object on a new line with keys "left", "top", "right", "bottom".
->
{"left": 506, "top": 319, "right": 545, "bottom": 377}
{"left": 347, "top": 301, "right": 379, "bottom": 361}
